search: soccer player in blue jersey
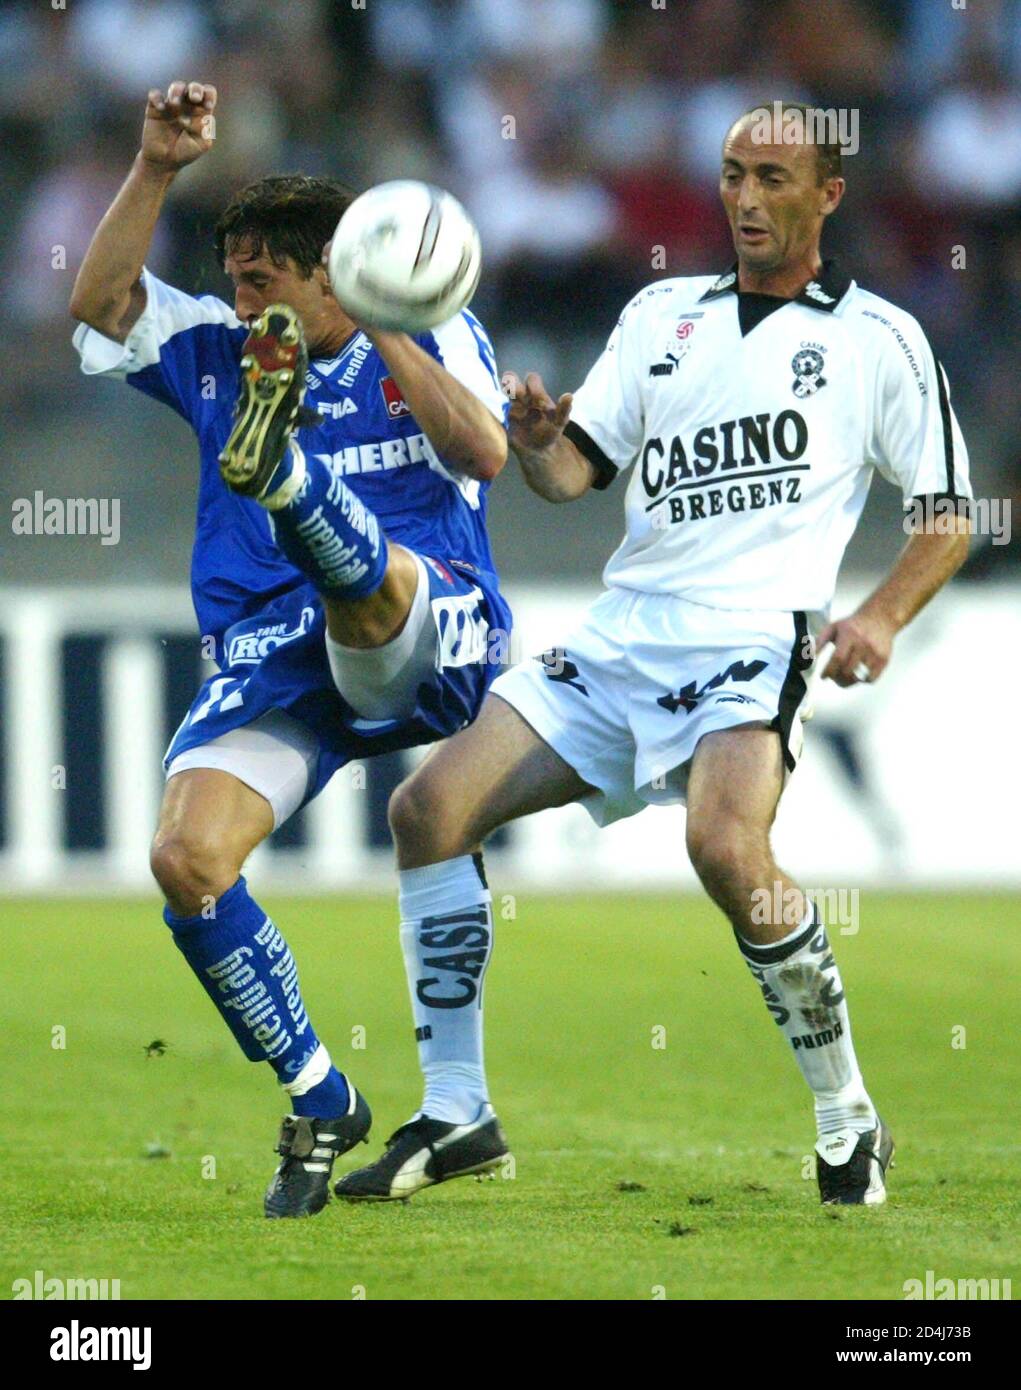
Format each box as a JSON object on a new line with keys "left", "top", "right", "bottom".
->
{"left": 70, "top": 80, "right": 511, "bottom": 1217}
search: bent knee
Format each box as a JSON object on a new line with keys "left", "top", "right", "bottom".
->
{"left": 388, "top": 772, "right": 472, "bottom": 864}
{"left": 685, "top": 816, "right": 766, "bottom": 893}
{"left": 150, "top": 832, "right": 240, "bottom": 915}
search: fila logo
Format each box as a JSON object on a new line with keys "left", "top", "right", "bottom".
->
{"left": 315, "top": 398, "right": 359, "bottom": 418}
{"left": 379, "top": 376, "right": 411, "bottom": 418}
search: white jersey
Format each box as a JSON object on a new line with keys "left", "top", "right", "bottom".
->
{"left": 565, "top": 263, "right": 971, "bottom": 617}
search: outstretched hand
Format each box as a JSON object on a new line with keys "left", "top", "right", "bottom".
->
{"left": 501, "top": 371, "right": 573, "bottom": 456}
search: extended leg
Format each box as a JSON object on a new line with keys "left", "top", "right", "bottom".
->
{"left": 150, "top": 759, "right": 370, "bottom": 1217}
{"left": 336, "top": 694, "right": 594, "bottom": 1201}
{"left": 685, "top": 725, "right": 893, "bottom": 1205}
{"left": 218, "top": 304, "right": 431, "bottom": 713}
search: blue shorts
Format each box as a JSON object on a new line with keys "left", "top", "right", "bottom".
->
{"left": 165, "top": 556, "right": 511, "bottom": 809}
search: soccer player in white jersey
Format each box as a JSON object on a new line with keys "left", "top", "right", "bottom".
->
{"left": 337, "top": 103, "right": 972, "bottom": 1207}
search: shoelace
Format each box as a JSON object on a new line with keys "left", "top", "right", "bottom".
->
{"left": 383, "top": 1121, "right": 424, "bottom": 1150}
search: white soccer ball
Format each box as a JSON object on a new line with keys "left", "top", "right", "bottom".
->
{"left": 327, "top": 180, "right": 482, "bottom": 333}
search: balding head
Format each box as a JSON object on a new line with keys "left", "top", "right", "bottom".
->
{"left": 719, "top": 102, "right": 846, "bottom": 291}
{"left": 728, "top": 103, "right": 845, "bottom": 182}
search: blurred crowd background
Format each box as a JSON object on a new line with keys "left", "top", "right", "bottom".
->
{"left": 2, "top": 0, "right": 1019, "bottom": 585}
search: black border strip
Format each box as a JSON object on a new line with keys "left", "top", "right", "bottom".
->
{"left": 736, "top": 908, "right": 820, "bottom": 965}
{"left": 563, "top": 420, "right": 619, "bottom": 491}
{"left": 933, "top": 356, "right": 955, "bottom": 494}
{"left": 908, "top": 492, "right": 971, "bottom": 524}
{"left": 769, "top": 610, "right": 809, "bottom": 775}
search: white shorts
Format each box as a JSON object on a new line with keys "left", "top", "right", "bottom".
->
{"left": 165, "top": 709, "right": 320, "bottom": 829}
{"left": 490, "top": 586, "right": 816, "bottom": 826}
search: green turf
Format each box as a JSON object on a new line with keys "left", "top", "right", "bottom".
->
{"left": 1, "top": 892, "right": 1018, "bottom": 1301}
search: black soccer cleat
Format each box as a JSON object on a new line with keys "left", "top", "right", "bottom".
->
{"left": 263, "top": 1086, "right": 372, "bottom": 1219}
{"left": 219, "top": 304, "right": 309, "bottom": 500}
{"left": 334, "top": 1103, "right": 509, "bottom": 1202}
{"left": 816, "top": 1117, "right": 895, "bottom": 1206}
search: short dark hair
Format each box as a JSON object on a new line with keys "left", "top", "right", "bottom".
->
{"left": 734, "top": 102, "right": 844, "bottom": 182}
{"left": 214, "top": 174, "right": 359, "bottom": 277}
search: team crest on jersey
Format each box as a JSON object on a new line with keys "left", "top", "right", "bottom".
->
{"left": 379, "top": 376, "right": 411, "bottom": 418}
{"left": 791, "top": 344, "right": 827, "bottom": 398}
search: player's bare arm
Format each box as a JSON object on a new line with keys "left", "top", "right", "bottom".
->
{"left": 500, "top": 370, "right": 595, "bottom": 501}
{"left": 820, "top": 520, "right": 971, "bottom": 687}
{"left": 70, "top": 81, "right": 217, "bottom": 341}
{"left": 317, "top": 236, "right": 507, "bottom": 480}
{"left": 363, "top": 328, "right": 507, "bottom": 480}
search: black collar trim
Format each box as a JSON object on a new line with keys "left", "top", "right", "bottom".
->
{"left": 698, "top": 260, "right": 853, "bottom": 312}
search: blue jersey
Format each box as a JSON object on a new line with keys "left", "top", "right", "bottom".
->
{"left": 73, "top": 269, "right": 510, "bottom": 664}
{"left": 74, "top": 270, "right": 513, "bottom": 801}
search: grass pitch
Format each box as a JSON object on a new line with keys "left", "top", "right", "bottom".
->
{"left": 1, "top": 892, "right": 1018, "bottom": 1301}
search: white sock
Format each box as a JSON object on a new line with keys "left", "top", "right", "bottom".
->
{"left": 736, "top": 905, "right": 878, "bottom": 1137}
{"left": 261, "top": 439, "right": 308, "bottom": 511}
{"left": 398, "top": 855, "right": 493, "bottom": 1124}
{"left": 325, "top": 552, "right": 432, "bottom": 720}
{"left": 282, "top": 1042, "right": 332, "bottom": 1097}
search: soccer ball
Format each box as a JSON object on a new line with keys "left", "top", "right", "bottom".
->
{"left": 326, "top": 180, "right": 482, "bottom": 333}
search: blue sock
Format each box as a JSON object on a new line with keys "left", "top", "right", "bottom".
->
{"left": 164, "top": 877, "right": 350, "bottom": 1117}
{"left": 266, "top": 444, "right": 389, "bottom": 598}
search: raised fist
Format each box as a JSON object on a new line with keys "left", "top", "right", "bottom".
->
{"left": 141, "top": 81, "right": 217, "bottom": 172}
